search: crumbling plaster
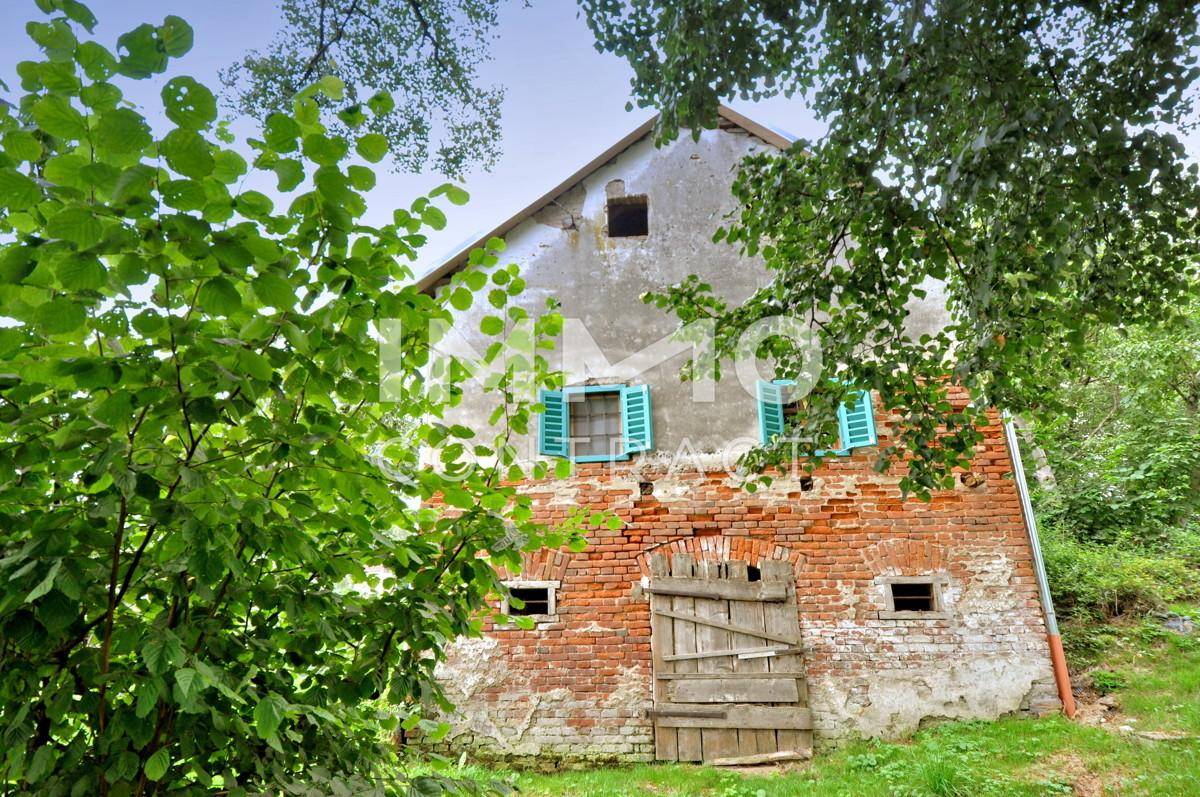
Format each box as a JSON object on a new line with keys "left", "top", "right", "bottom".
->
{"left": 436, "top": 122, "right": 952, "bottom": 463}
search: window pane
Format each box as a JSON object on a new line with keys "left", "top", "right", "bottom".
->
{"left": 569, "top": 391, "right": 623, "bottom": 458}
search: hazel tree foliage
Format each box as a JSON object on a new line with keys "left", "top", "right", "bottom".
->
{"left": 221, "top": 0, "right": 505, "bottom": 176}
{"left": 0, "top": 2, "right": 583, "bottom": 795}
{"left": 582, "top": 0, "right": 1200, "bottom": 495}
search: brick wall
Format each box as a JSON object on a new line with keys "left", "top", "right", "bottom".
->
{"left": 424, "top": 408, "right": 1061, "bottom": 764}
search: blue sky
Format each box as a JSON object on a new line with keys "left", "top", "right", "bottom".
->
{"left": 0, "top": 1, "right": 828, "bottom": 280}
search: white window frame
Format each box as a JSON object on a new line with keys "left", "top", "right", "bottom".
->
{"left": 878, "top": 575, "right": 950, "bottom": 620}
{"left": 501, "top": 579, "right": 559, "bottom": 620}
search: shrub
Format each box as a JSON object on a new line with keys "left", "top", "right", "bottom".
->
{"left": 1042, "top": 528, "right": 1198, "bottom": 621}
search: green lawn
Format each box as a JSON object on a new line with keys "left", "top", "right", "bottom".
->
{"left": 410, "top": 616, "right": 1200, "bottom": 796}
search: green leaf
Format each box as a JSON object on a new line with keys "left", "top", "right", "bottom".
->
{"left": 264, "top": 113, "right": 300, "bottom": 153}
{"left": 96, "top": 107, "right": 152, "bottom": 154}
{"left": 33, "top": 298, "right": 86, "bottom": 334}
{"left": 0, "top": 168, "right": 42, "bottom": 210}
{"left": 161, "top": 76, "right": 216, "bottom": 130}
{"left": 302, "top": 133, "right": 348, "bottom": 166}
{"left": 236, "top": 190, "right": 274, "bottom": 219}
{"left": 160, "top": 178, "right": 207, "bottom": 211}
{"left": 24, "top": 560, "right": 60, "bottom": 603}
{"left": 480, "top": 315, "right": 504, "bottom": 336}
{"left": 355, "top": 133, "right": 388, "bottom": 163}
{"left": 161, "top": 128, "right": 214, "bottom": 178}
{"left": 46, "top": 207, "right": 104, "bottom": 249}
{"left": 116, "top": 23, "right": 168, "bottom": 77}
{"left": 174, "top": 667, "right": 199, "bottom": 701}
{"left": 75, "top": 40, "right": 117, "bottom": 80}
{"left": 31, "top": 94, "right": 86, "bottom": 139}
{"left": 198, "top": 277, "right": 242, "bottom": 316}
{"left": 141, "top": 633, "right": 183, "bottom": 676}
{"left": 61, "top": 0, "right": 99, "bottom": 31}
{"left": 212, "top": 149, "right": 248, "bottom": 183}
{"left": 315, "top": 74, "right": 345, "bottom": 100}
{"left": 366, "top": 90, "right": 395, "bottom": 116}
{"left": 273, "top": 158, "right": 304, "bottom": 191}
{"left": 57, "top": 254, "right": 107, "bottom": 290}
{"left": 347, "top": 165, "right": 375, "bottom": 191}
{"left": 144, "top": 748, "right": 170, "bottom": 781}
{"left": 251, "top": 272, "right": 295, "bottom": 309}
{"left": 3, "top": 130, "right": 43, "bottom": 162}
{"left": 159, "top": 15, "right": 193, "bottom": 57}
{"left": 253, "top": 693, "right": 285, "bottom": 740}
{"left": 431, "top": 183, "right": 469, "bottom": 205}
{"left": 449, "top": 288, "right": 473, "bottom": 311}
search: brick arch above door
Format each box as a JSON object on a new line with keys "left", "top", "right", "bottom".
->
{"left": 636, "top": 535, "right": 803, "bottom": 578}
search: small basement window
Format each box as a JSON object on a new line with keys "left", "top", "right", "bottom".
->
{"left": 607, "top": 195, "right": 648, "bottom": 237}
{"left": 502, "top": 581, "right": 558, "bottom": 618}
{"left": 890, "top": 582, "right": 935, "bottom": 612}
{"left": 880, "top": 577, "right": 949, "bottom": 619}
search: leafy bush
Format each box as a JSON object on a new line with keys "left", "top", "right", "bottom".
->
{"left": 0, "top": 3, "right": 580, "bottom": 795}
{"left": 1089, "top": 670, "right": 1128, "bottom": 695}
{"left": 1042, "top": 529, "right": 1198, "bottom": 620}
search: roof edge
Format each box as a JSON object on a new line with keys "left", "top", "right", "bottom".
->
{"left": 415, "top": 105, "right": 792, "bottom": 293}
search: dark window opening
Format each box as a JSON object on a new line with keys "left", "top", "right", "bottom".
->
{"left": 639, "top": 481, "right": 654, "bottom": 496}
{"left": 746, "top": 565, "right": 762, "bottom": 582}
{"left": 799, "top": 475, "right": 814, "bottom": 492}
{"left": 890, "top": 582, "right": 936, "bottom": 612}
{"left": 608, "top": 195, "right": 648, "bottom": 237}
{"left": 507, "top": 586, "right": 551, "bottom": 616}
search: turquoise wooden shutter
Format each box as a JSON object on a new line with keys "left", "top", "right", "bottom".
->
{"left": 620, "top": 385, "right": 654, "bottom": 453}
{"left": 838, "top": 389, "right": 877, "bottom": 449}
{"left": 538, "top": 389, "right": 568, "bottom": 457}
{"left": 757, "top": 380, "right": 788, "bottom": 444}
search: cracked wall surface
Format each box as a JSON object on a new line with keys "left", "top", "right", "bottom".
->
{"left": 422, "top": 402, "right": 1060, "bottom": 763}
{"left": 419, "top": 119, "right": 1057, "bottom": 764}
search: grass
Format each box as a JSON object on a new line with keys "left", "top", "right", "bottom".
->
{"left": 408, "top": 614, "right": 1200, "bottom": 796}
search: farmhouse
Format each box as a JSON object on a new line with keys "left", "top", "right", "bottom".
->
{"left": 415, "top": 107, "right": 1070, "bottom": 765}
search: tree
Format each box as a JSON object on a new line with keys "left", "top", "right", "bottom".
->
{"left": 582, "top": 0, "right": 1200, "bottom": 496}
{"left": 221, "top": 0, "right": 506, "bottom": 176}
{"left": 0, "top": 3, "right": 580, "bottom": 794}
{"left": 1033, "top": 300, "right": 1200, "bottom": 548}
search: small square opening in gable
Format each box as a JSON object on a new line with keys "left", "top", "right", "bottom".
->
{"left": 607, "top": 195, "right": 648, "bottom": 237}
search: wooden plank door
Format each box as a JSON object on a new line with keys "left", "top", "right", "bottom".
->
{"left": 647, "top": 553, "right": 813, "bottom": 763}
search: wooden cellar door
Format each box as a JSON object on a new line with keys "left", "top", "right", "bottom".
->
{"left": 647, "top": 553, "right": 812, "bottom": 764}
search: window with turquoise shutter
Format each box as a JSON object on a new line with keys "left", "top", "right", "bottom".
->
{"left": 537, "top": 389, "right": 568, "bottom": 457}
{"left": 756, "top": 380, "right": 877, "bottom": 454}
{"left": 538, "top": 384, "right": 654, "bottom": 462}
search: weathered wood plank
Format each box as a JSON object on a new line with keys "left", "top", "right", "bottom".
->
{"left": 646, "top": 578, "right": 788, "bottom": 602}
{"left": 648, "top": 554, "right": 677, "bottom": 762}
{"left": 655, "top": 671, "right": 807, "bottom": 680}
{"left": 668, "top": 677, "right": 800, "bottom": 704}
{"left": 653, "top": 705, "right": 813, "bottom": 731}
{"left": 661, "top": 645, "right": 799, "bottom": 662}
{"left": 695, "top": 561, "right": 739, "bottom": 762}
{"left": 720, "top": 564, "right": 758, "bottom": 758}
{"left": 670, "top": 554, "right": 702, "bottom": 763}
{"left": 710, "top": 749, "right": 813, "bottom": 767}
{"left": 761, "top": 559, "right": 808, "bottom": 754}
{"left": 650, "top": 609, "right": 800, "bottom": 646}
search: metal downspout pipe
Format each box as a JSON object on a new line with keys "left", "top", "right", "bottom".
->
{"left": 1003, "top": 417, "right": 1076, "bottom": 718}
